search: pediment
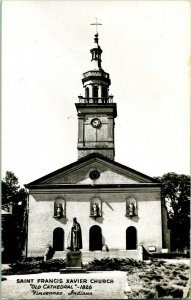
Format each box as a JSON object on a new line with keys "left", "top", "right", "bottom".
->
{"left": 26, "top": 154, "right": 157, "bottom": 186}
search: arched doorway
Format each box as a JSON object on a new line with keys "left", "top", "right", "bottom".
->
{"left": 93, "top": 86, "right": 98, "bottom": 98}
{"left": 102, "top": 86, "right": 108, "bottom": 103}
{"left": 89, "top": 225, "right": 102, "bottom": 251}
{"left": 53, "top": 227, "right": 64, "bottom": 251}
{"left": 85, "top": 87, "right": 89, "bottom": 99}
{"left": 126, "top": 226, "right": 137, "bottom": 250}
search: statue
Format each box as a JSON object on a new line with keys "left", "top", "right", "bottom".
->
{"left": 128, "top": 202, "right": 135, "bottom": 216}
{"left": 56, "top": 204, "right": 63, "bottom": 218}
{"left": 67, "top": 218, "right": 82, "bottom": 251}
{"left": 92, "top": 203, "right": 99, "bottom": 216}
{"left": 44, "top": 245, "right": 54, "bottom": 261}
{"left": 61, "top": 218, "right": 85, "bottom": 273}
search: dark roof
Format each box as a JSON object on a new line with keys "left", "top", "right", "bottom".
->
{"left": 25, "top": 152, "right": 159, "bottom": 186}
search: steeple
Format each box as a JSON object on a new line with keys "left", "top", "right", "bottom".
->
{"left": 80, "top": 33, "right": 112, "bottom": 103}
{"left": 90, "top": 33, "right": 102, "bottom": 70}
{"left": 75, "top": 30, "right": 117, "bottom": 160}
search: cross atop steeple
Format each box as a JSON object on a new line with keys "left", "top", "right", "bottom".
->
{"left": 91, "top": 18, "right": 102, "bottom": 34}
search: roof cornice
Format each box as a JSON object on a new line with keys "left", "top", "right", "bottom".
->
{"left": 25, "top": 153, "right": 159, "bottom": 186}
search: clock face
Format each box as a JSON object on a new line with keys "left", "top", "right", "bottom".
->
{"left": 91, "top": 118, "right": 101, "bottom": 128}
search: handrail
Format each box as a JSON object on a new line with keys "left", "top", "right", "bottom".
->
{"left": 83, "top": 71, "right": 109, "bottom": 79}
{"left": 78, "top": 96, "right": 114, "bottom": 104}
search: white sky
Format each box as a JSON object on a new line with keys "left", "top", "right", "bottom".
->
{"left": 2, "top": 0, "right": 190, "bottom": 186}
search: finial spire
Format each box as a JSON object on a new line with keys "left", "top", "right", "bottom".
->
{"left": 90, "top": 18, "right": 102, "bottom": 34}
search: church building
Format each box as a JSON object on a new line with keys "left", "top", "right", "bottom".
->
{"left": 25, "top": 31, "right": 170, "bottom": 261}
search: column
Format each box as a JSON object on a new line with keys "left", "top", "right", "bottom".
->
{"left": 98, "top": 85, "right": 102, "bottom": 103}
{"left": 107, "top": 115, "right": 113, "bottom": 141}
{"left": 78, "top": 114, "right": 85, "bottom": 145}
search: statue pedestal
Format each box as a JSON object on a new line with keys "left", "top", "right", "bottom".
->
{"left": 60, "top": 251, "right": 86, "bottom": 273}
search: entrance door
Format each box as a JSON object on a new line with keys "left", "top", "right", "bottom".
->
{"left": 53, "top": 227, "right": 64, "bottom": 251}
{"left": 89, "top": 225, "right": 102, "bottom": 251}
{"left": 126, "top": 226, "right": 137, "bottom": 250}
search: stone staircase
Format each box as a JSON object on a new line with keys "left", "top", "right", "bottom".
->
{"left": 54, "top": 246, "right": 143, "bottom": 262}
{"left": 81, "top": 249, "right": 143, "bottom": 263}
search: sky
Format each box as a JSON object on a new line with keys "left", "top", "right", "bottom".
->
{"left": 2, "top": 0, "right": 190, "bottom": 186}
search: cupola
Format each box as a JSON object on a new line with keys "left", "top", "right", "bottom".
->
{"left": 80, "top": 33, "right": 112, "bottom": 103}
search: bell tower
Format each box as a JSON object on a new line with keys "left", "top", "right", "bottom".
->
{"left": 75, "top": 31, "right": 117, "bottom": 160}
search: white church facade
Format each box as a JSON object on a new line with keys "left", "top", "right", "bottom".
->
{"left": 25, "top": 32, "right": 170, "bottom": 260}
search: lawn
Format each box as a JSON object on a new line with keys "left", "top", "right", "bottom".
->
{"left": 2, "top": 257, "right": 190, "bottom": 298}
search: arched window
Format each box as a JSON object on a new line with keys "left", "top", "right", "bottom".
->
{"left": 89, "top": 225, "right": 102, "bottom": 251}
{"left": 85, "top": 87, "right": 89, "bottom": 99}
{"left": 93, "top": 86, "right": 98, "bottom": 98}
{"left": 53, "top": 227, "right": 64, "bottom": 251}
{"left": 126, "top": 226, "right": 137, "bottom": 250}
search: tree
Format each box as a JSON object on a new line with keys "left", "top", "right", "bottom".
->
{"left": 1, "top": 171, "right": 28, "bottom": 261}
{"left": 154, "top": 172, "right": 190, "bottom": 252}
{"left": 2, "top": 171, "right": 26, "bottom": 205}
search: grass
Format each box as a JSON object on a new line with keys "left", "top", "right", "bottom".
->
{"left": 2, "top": 257, "right": 190, "bottom": 298}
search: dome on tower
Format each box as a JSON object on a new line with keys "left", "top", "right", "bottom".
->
{"left": 80, "top": 32, "right": 111, "bottom": 103}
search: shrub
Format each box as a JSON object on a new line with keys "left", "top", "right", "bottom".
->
{"left": 85, "top": 257, "right": 146, "bottom": 272}
{"left": 1, "top": 278, "right": 7, "bottom": 281}
{"left": 152, "top": 252, "right": 190, "bottom": 259}
{"left": 155, "top": 284, "right": 184, "bottom": 298}
{"left": 2, "top": 258, "right": 66, "bottom": 275}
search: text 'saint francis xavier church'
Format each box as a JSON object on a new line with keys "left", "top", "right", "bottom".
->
{"left": 25, "top": 27, "right": 170, "bottom": 261}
